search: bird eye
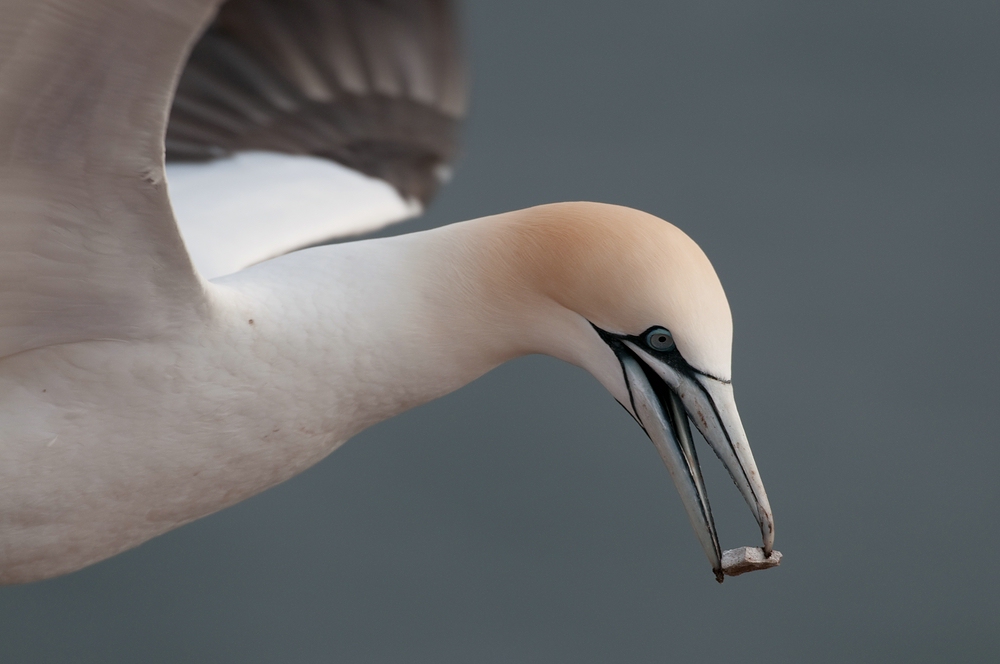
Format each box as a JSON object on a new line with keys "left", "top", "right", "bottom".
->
{"left": 646, "top": 328, "right": 675, "bottom": 351}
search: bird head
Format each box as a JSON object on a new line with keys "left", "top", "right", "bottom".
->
{"left": 467, "top": 202, "right": 774, "bottom": 581}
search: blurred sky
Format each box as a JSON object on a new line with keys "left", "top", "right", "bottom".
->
{"left": 1, "top": 1, "right": 998, "bottom": 662}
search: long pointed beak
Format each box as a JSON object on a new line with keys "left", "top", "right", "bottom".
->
{"left": 621, "top": 343, "right": 775, "bottom": 579}
{"left": 619, "top": 353, "right": 724, "bottom": 579}
{"left": 681, "top": 375, "right": 774, "bottom": 554}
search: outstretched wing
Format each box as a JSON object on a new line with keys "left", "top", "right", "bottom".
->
{"left": 0, "top": 0, "right": 221, "bottom": 360}
{"left": 165, "top": 0, "right": 467, "bottom": 278}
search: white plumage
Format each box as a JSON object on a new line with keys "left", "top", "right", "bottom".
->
{"left": 0, "top": 0, "right": 774, "bottom": 584}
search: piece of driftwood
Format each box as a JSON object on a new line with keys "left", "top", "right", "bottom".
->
{"left": 721, "top": 547, "right": 782, "bottom": 578}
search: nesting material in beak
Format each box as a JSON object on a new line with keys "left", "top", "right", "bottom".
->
{"left": 721, "top": 546, "right": 782, "bottom": 577}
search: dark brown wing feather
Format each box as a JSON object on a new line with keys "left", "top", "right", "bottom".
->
{"left": 166, "top": 0, "right": 466, "bottom": 205}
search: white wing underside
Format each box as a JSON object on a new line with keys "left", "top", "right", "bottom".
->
{"left": 168, "top": 151, "right": 422, "bottom": 279}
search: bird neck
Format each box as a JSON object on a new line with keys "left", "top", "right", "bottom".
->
{"left": 213, "top": 210, "right": 583, "bottom": 445}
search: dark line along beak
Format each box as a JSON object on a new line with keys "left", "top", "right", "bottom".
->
{"left": 618, "top": 352, "right": 725, "bottom": 580}
{"left": 605, "top": 334, "right": 775, "bottom": 582}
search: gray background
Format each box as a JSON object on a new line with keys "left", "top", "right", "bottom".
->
{"left": 2, "top": 0, "right": 998, "bottom": 661}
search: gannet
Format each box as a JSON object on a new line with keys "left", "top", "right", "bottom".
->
{"left": 0, "top": 0, "right": 774, "bottom": 584}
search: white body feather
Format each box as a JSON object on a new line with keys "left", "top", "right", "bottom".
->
{"left": 0, "top": 233, "right": 490, "bottom": 582}
{"left": 0, "top": 0, "right": 470, "bottom": 582}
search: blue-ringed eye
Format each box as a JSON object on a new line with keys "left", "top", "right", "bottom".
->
{"left": 646, "top": 328, "right": 675, "bottom": 351}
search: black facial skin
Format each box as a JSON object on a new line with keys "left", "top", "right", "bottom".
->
{"left": 591, "top": 324, "right": 728, "bottom": 385}
{"left": 592, "top": 323, "right": 752, "bottom": 496}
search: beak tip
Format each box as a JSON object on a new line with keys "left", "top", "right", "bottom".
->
{"left": 761, "top": 514, "right": 775, "bottom": 553}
